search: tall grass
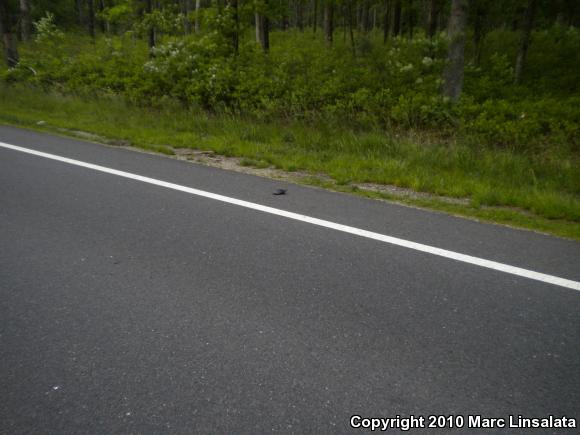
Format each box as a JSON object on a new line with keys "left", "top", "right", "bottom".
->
{"left": 1, "top": 84, "right": 579, "bottom": 232}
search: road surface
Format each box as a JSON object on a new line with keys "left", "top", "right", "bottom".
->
{"left": 1, "top": 125, "right": 579, "bottom": 433}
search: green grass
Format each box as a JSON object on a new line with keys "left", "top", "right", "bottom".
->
{"left": 1, "top": 84, "right": 579, "bottom": 239}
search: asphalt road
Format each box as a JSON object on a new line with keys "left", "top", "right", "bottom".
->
{"left": 1, "top": 125, "right": 579, "bottom": 434}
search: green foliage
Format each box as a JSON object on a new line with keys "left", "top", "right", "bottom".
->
{"left": 97, "top": 2, "right": 135, "bottom": 32}
{"left": 4, "top": 24, "right": 579, "bottom": 156}
{"left": 2, "top": 84, "right": 579, "bottom": 234}
{"left": 0, "top": 0, "right": 578, "bottom": 236}
{"left": 33, "top": 12, "right": 64, "bottom": 42}
{"left": 458, "top": 97, "right": 580, "bottom": 153}
{"left": 2, "top": 10, "right": 579, "bottom": 192}
{"left": 133, "top": 6, "right": 185, "bottom": 37}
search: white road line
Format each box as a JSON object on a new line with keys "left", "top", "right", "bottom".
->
{"left": 2, "top": 141, "right": 579, "bottom": 292}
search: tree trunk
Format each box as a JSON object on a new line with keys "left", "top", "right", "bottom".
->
{"left": 282, "top": 7, "right": 289, "bottom": 30}
{"left": 97, "top": 0, "right": 106, "bottom": 33}
{"left": 312, "top": 0, "right": 317, "bottom": 33}
{"left": 323, "top": 1, "right": 333, "bottom": 45}
{"left": 407, "top": 0, "right": 413, "bottom": 38}
{"left": 347, "top": 0, "right": 355, "bottom": 55}
{"left": 229, "top": 0, "right": 239, "bottom": 54}
{"left": 262, "top": 15, "right": 270, "bottom": 51}
{"left": 392, "top": 0, "right": 401, "bottom": 36}
{"left": 297, "top": 0, "right": 304, "bottom": 30}
{"left": 323, "top": 0, "right": 333, "bottom": 46}
{"left": 76, "top": 0, "right": 85, "bottom": 27}
{"left": 382, "top": 0, "right": 390, "bottom": 43}
{"left": 2, "top": 32, "right": 18, "bottom": 66}
{"left": 255, "top": 11, "right": 269, "bottom": 52}
{"left": 87, "top": 0, "right": 95, "bottom": 38}
{"left": 255, "top": 12, "right": 262, "bottom": 43}
{"left": 472, "top": 1, "right": 485, "bottom": 65}
{"left": 182, "top": 0, "right": 192, "bottom": 34}
{"left": 0, "top": 0, "right": 19, "bottom": 67}
{"left": 145, "top": 0, "right": 155, "bottom": 49}
{"left": 19, "top": 0, "right": 31, "bottom": 41}
{"left": 441, "top": 0, "right": 467, "bottom": 101}
{"left": 427, "top": 0, "right": 438, "bottom": 39}
{"left": 194, "top": 0, "right": 201, "bottom": 32}
{"left": 360, "top": 0, "right": 369, "bottom": 32}
{"left": 514, "top": 0, "right": 536, "bottom": 84}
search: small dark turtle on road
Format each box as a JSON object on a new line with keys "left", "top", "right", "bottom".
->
{"left": 273, "top": 189, "right": 287, "bottom": 195}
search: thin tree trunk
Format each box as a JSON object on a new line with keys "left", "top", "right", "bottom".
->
{"left": 342, "top": 4, "right": 347, "bottom": 41}
{"left": 87, "top": 0, "right": 95, "bottom": 38}
{"left": 194, "top": 0, "right": 201, "bottom": 32}
{"left": 382, "top": 0, "right": 390, "bottom": 43}
{"left": 262, "top": 15, "right": 270, "bottom": 51}
{"left": 323, "top": 0, "right": 333, "bottom": 46}
{"left": 347, "top": 0, "right": 355, "bottom": 56}
{"left": 442, "top": 0, "right": 467, "bottom": 101}
{"left": 229, "top": 0, "right": 239, "bottom": 54}
{"left": 312, "top": 0, "right": 317, "bottom": 33}
{"left": 182, "top": 0, "right": 192, "bottom": 34}
{"left": 473, "top": 1, "right": 485, "bottom": 65}
{"left": 19, "top": 0, "right": 31, "bottom": 41}
{"left": 392, "top": 0, "right": 401, "bottom": 36}
{"left": 360, "top": 0, "right": 369, "bottom": 32}
{"left": 145, "top": 0, "right": 155, "bottom": 50}
{"left": 255, "top": 9, "right": 269, "bottom": 52}
{"left": 0, "top": 0, "right": 19, "bottom": 66}
{"left": 427, "top": 0, "right": 438, "bottom": 39}
{"left": 76, "top": 0, "right": 85, "bottom": 27}
{"left": 255, "top": 12, "right": 262, "bottom": 43}
{"left": 297, "top": 0, "right": 304, "bottom": 30}
{"left": 97, "top": 0, "right": 106, "bottom": 33}
{"left": 407, "top": 0, "right": 413, "bottom": 38}
{"left": 2, "top": 33, "right": 18, "bottom": 66}
{"left": 282, "top": 4, "right": 289, "bottom": 30}
{"left": 514, "top": 0, "right": 536, "bottom": 84}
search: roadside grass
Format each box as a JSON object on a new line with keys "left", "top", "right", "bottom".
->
{"left": 1, "top": 84, "right": 579, "bottom": 239}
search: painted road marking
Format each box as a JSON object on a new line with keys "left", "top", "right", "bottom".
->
{"left": 1, "top": 141, "right": 579, "bottom": 292}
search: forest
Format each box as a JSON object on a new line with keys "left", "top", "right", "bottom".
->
{"left": 0, "top": 0, "right": 579, "bottom": 237}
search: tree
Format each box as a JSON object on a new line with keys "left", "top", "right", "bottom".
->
{"left": 145, "top": 0, "right": 155, "bottom": 49}
{"left": 87, "top": 0, "right": 95, "bottom": 37}
{"left": 382, "top": 0, "right": 390, "bottom": 43}
{"left": 181, "top": 0, "right": 192, "bottom": 34}
{"left": 427, "top": 0, "right": 439, "bottom": 39}
{"left": 323, "top": 0, "right": 333, "bottom": 46}
{"left": 228, "top": 0, "right": 239, "bottom": 54}
{"left": 392, "top": 0, "right": 401, "bottom": 36}
{"left": 514, "top": 0, "right": 536, "bottom": 84}
{"left": 442, "top": 0, "right": 468, "bottom": 101}
{"left": 194, "top": 0, "right": 201, "bottom": 32}
{"left": 360, "top": 0, "right": 370, "bottom": 32}
{"left": 97, "top": 0, "right": 106, "bottom": 33}
{"left": 0, "top": 0, "right": 19, "bottom": 67}
{"left": 19, "top": 0, "right": 31, "bottom": 41}
{"left": 296, "top": 0, "right": 304, "bottom": 30}
{"left": 472, "top": 0, "right": 486, "bottom": 65}
{"left": 347, "top": 0, "right": 355, "bottom": 54}
{"left": 75, "top": 0, "right": 84, "bottom": 28}
{"left": 255, "top": 1, "right": 270, "bottom": 53}
{"left": 255, "top": 10, "right": 261, "bottom": 42}
{"left": 406, "top": 0, "right": 414, "bottom": 38}
{"left": 312, "top": 0, "right": 317, "bottom": 33}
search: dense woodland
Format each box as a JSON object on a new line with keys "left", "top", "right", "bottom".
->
{"left": 1, "top": 0, "right": 579, "bottom": 150}
{"left": 0, "top": 1, "right": 579, "bottom": 230}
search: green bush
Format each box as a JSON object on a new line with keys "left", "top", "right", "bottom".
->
{"left": 2, "top": 18, "right": 579, "bottom": 154}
